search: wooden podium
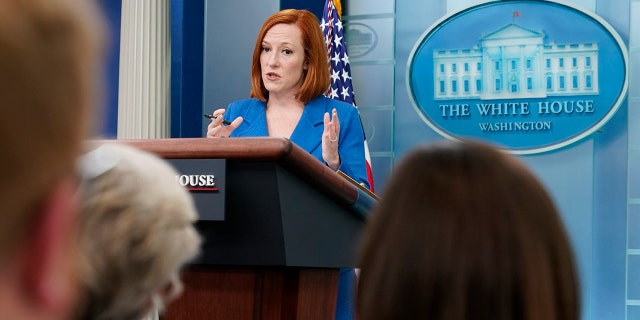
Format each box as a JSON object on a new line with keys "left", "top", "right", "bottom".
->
{"left": 116, "top": 137, "right": 375, "bottom": 320}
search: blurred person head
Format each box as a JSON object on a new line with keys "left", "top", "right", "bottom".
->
{"left": 357, "top": 140, "right": 579, "bottom": 320}
{"left": 0, "top": 0, "right": 106, "bottom": 319}
{"left": 249, "top": 9, "right": 329, "bottom": 104}
{"left": 74, "top": 143, "right": 202, "bottom": 320}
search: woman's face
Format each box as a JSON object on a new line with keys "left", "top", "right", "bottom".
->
{"left": 260, "top": 23, "right": 307, "bottom": 99}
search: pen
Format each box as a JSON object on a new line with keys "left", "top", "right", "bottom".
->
{"left": 204, "top": 114, "right": 232, "bottom": 125}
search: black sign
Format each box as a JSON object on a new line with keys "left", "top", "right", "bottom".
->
{"left": 168, "top": 158, "right": 226, "bottom": 221}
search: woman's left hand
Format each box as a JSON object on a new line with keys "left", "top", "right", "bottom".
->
{"left": 322, "top": 108, "right": 341, "bottom": 170}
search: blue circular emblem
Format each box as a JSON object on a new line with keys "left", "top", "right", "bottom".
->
{"left": 407, "top": 0, "right": 628, "bottom": 154}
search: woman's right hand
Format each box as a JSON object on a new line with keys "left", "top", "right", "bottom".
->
{"left": 206, "top": 108, "right": 243, "bottom": 138}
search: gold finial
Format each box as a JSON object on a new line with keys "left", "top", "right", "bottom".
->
{"left": 334, "top": 0, "right": 342, "bottom": 19}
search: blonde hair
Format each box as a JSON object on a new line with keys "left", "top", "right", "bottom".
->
{"left": 76, "top": 143, "right": 201, "bottom": 320}
{"left": 0, "top": 0, "right": 106, "bottom": 256}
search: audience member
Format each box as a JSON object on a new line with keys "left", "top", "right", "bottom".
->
{"left": 73, "top": 143, "right": 202, "bottom": 320}
{"left": 357, "top": 140, "right": 580, "bottom": 320}
{"left": 0, "top": 0, "right": 105, "bottom": 319}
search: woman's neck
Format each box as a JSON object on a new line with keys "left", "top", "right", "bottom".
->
{"left": 266, "top": 93, "right": 304, "bottom": 110}
{"left": 265, "top": 95, "right": 305, "bottom": 138}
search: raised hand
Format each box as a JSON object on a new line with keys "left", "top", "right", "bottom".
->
{"left": 322, "top": 108, "right": 341, "bottom": 170}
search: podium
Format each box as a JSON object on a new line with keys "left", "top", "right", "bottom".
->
{"left": 116, "top": 137, "right": 375, "bottom": 320}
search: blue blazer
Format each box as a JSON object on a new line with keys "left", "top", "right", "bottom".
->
{"left": 224, "top": 96, "right": 369, "bottom": 189}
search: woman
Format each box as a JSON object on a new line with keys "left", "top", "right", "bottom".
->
{"left": 356, "top": 140, "right": 580, "bottom": 320}
{"left": 206, "top": 9, "right": 369, "bottom": 189}
{"left": 206, "top": 9, "right": 368, "bottom": 319}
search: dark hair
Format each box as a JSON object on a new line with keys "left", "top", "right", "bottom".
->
{"left": 249, "top": 9, "right": 329, "bottom": 103}
{"left": 356, "top": 140, "right": 579, "bottom": 320}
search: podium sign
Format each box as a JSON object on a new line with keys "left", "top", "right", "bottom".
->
{"left": 168, "top": 158, "right": 226, "bottom": 221}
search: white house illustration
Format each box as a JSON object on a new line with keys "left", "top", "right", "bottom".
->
{"left": 433, "top": 23, "right": 599, "bottom": 100}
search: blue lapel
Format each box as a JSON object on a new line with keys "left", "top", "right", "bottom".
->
{"left": 233, "top": 99, "right": 269, "bottom": 137}
{"left": 290, "top": 97, "right": 327, "bottom": 155}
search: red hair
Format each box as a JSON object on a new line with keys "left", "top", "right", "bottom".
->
{"left": 249, "top": 9, "right": 330, "bottom": 103}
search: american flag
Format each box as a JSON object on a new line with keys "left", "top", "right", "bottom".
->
{"left": 321, "top": 0, "right": 375, "bottom": 192}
